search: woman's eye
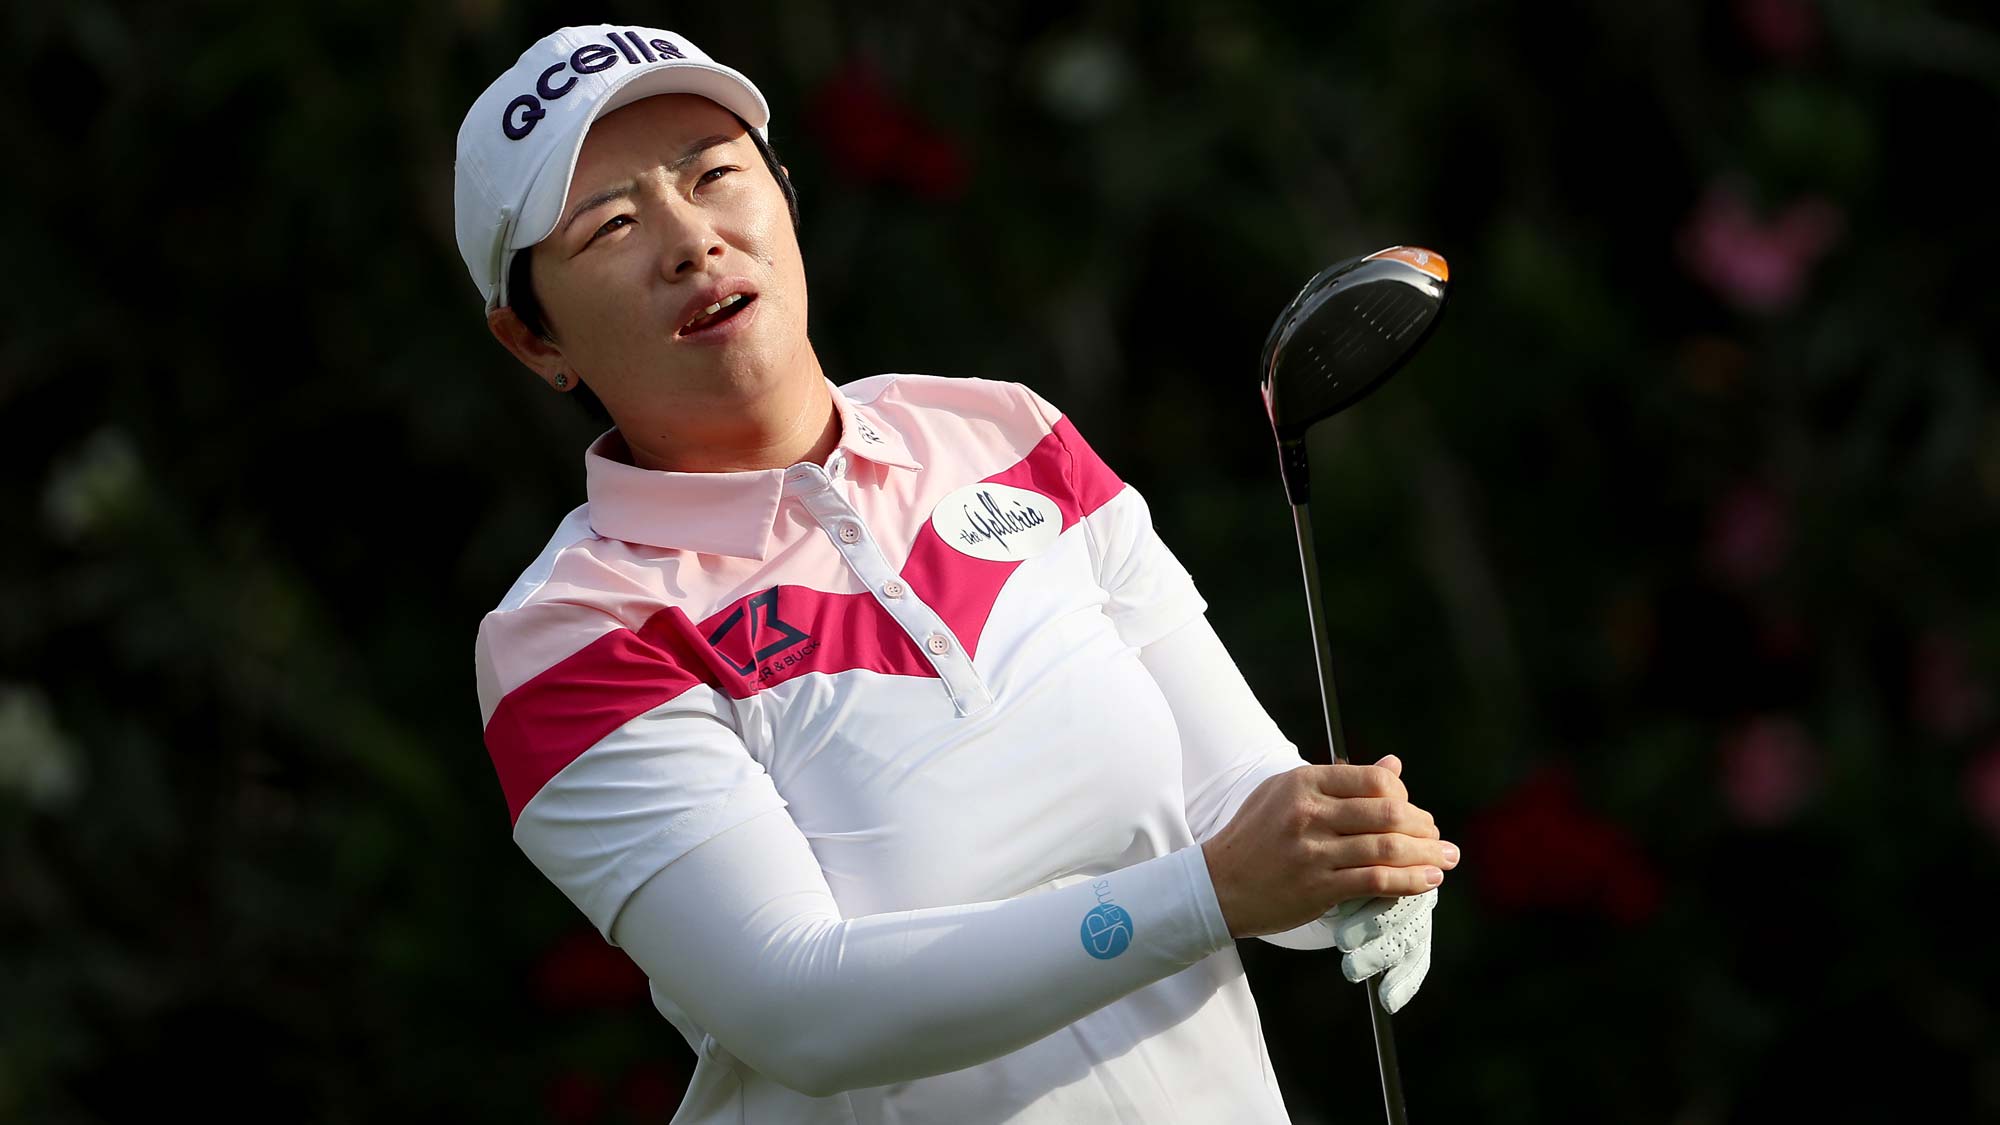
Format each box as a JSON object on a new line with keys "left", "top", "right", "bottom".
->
{"left": 699, "top": 165, "right": 735, "bottom": 186}
{"left": 590, "top": 215, "right": 632, "bottom": 242}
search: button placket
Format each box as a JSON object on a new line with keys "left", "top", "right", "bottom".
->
{"left": 795, "top": 487, "right": 991, "bottom": 716}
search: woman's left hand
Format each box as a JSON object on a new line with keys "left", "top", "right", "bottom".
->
{"left": 1331, "top": 888, "right": 1436, "bottom": 1014}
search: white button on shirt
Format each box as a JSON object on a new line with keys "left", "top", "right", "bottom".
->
{"left": 473, "top": 374, "right": 1297, "bottom": 1125}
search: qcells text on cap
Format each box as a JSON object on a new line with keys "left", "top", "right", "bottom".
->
{"left": 502, "top": 31, "right": 687, "bottom": 141}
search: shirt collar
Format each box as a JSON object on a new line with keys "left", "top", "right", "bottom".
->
{"left": 583, "top": 377, "right": 922, "bottom": 559}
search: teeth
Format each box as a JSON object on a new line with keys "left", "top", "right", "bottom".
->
{"left": 684, "top": 294, "right": 747, "bottom": 331}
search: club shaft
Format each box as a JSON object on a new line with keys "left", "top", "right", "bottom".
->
{"left": 1288, "top": 499, "right": 1350, "bottom": 767}
{"left": 1289, "top": 498, "right": 1410, "bottom": 1125}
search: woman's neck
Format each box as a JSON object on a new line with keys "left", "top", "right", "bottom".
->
{"left": 616, "top": 363, "right": 841, "bottom": 475}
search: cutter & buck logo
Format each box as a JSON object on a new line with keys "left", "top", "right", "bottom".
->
{"left": 706, "top": 587, "right": 814, "bottom": 683}
{"left": 502, "top": 31, "right": 688, "bottom": 140}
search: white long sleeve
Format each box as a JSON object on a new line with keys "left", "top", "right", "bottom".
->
{"left": 1056, "top": 452, "right": 1337, "bottom": 950}
{"left": 609, "top": 807, "right": 1231, "bottom": 1097}
{"left": 1137, "top": 612, "right": 1341, "bottom": 951}
{"left": 1136, "top": 613, "right": 1311, "bottom": 843}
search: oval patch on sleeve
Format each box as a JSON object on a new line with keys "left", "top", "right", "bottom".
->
{"left": 1081, "top": 904, "right": 1134, "bottom": 959}
{"left": 929, "top": 482, "right": 1062, "bottom": 561}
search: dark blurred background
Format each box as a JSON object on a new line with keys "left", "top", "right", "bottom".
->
{"left": 7, "top": 0, "right": 1999, "bottom": 1121}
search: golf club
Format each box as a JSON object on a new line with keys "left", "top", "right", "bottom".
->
{"left": 1259, "top": 245, "right": 1451, "bottom": 1125}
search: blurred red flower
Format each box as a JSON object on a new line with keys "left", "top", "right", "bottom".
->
{"left": 545, "top": 1068, "right": 604, "bottom": 1125}
{"left": 806, "top": 62, "right": 969, "bottom": 200}
{"left": 1738, "top": 0, "right": 1821, "bottom": 61}
{"left": 1911, "top": 631, "right": 1992, "bottom": 740}
{"left": 534, "top": 927, "right": 647, "bottom": 1011}
{"left": 1967, "top": 743, "right": 2000, "bottom": 842}
{"left": 1466, "top": 765, "right": 1662, "bottom": 925}
{"left": 620, "top": 1059, "right": 691, "bottom": 1118}
{"left": 1703, "top": 481, "right": 1792, "bottom": 587}
{"left": 1679, "top": 180, "right": 1844, "bottom": 314}
{"left": 1719, "top": 714, "right": 1821, "bottom": 827}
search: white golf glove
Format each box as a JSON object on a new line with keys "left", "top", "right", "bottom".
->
{"left": 1253, "top": 887, "right": 1437, "bottom": 1013}
{"left": 1330, "top": 888, "right": 1436, "bottom": 1014}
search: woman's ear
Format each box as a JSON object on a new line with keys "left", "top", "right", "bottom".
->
{"left": 487, "top": 306, "right": 570, "bottom": 391}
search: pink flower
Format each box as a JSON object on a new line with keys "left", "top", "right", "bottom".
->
{"left": 1679, "top": 180, "right": 1844, "bottom": 314}
{"left": 1704, "top": 481, "right": 1792, "bottom": 586}
{"left": 1967, "top": 744, "right": 2000, "bottom": 842}
{"left": 1738, "top": 0, "right": 1821, "bottom": 61}
{"left": 1466, "top": 765, "right": 1663, "bottom": 925}
{"left": 1912, "top": 631, "right": 1992, "bottom": 740}
{"left": 1719, "top": 715, "right": 1820, "bottom": 827}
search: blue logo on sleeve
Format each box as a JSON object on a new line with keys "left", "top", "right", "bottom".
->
{"left": 1080, "top": 879, "right": 1133, "bottom": 959}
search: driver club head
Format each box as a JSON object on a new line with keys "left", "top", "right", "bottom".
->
{"left": 1260, "top": 245, "right": 1451, "bottom": 445}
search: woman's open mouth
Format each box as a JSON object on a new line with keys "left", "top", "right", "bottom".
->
{"left": 678, "top": 293, "right": 757, "bottom": 338}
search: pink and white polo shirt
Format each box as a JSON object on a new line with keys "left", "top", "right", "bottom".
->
{"left": 474, "top": 373, "right": 1294, "bottom": 1122}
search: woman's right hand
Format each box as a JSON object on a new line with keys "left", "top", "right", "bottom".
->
{"left": 1199, "top": 754, "right": 1459, "bottom": 938}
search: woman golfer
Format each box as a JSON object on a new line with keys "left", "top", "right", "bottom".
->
{"left": 460, "top": 25, "right": 1455, "bottom": 1123}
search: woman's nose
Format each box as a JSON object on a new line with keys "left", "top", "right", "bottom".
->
{"left": 665, "top": 231, "right": 726, "bottom": 277}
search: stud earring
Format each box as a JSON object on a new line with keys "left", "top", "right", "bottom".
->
{"left": 554, "top": 373, "right": 569, "bottom": 390}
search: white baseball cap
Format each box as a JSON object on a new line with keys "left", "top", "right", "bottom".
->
{"left": 453, "top": 25, "right": 771, "bottom": 312}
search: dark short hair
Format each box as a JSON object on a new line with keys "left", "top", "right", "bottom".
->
{"left": 507, "top": 111, "right": 801, "bottom": 424}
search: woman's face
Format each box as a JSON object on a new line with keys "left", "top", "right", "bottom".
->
{"left": 526, "top": 93, "right": 807, "bottom": 413}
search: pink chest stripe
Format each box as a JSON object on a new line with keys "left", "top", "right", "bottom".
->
{"left": 901, "top": 419, "right": 1086, "bottom": 662}
{"left": 485, "top": 415, "right": 1125, "bottom": 824}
